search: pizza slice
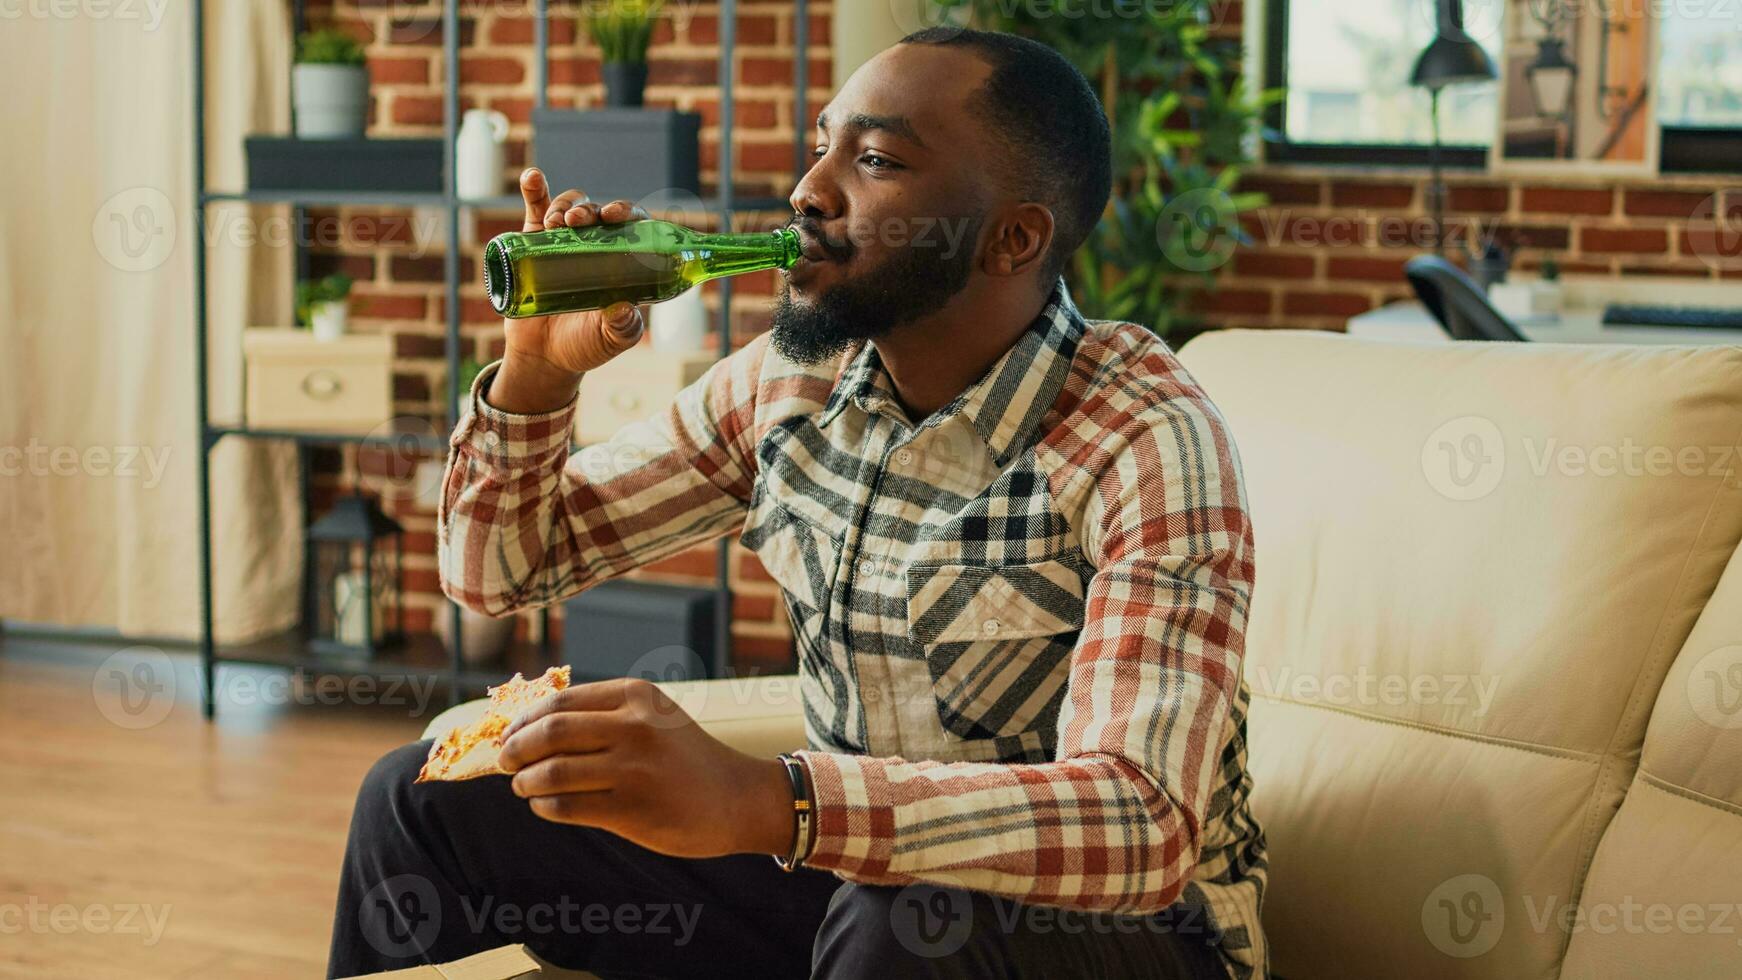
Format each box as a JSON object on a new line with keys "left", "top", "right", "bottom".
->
{"left": 415, "top": 665, "right": 572, "bottom": 783}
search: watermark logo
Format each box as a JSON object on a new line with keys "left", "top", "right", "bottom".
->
{"left": 1248, "top": 664, "right": 1502, "bottom": 717}
{"left": 1423, "top": 873, "right": 1505, "bottom": 958}
{"left": 1683, "top": 192, "right": 1742, "bottom": 273}
{"left": 1687, "top": 644, "right": 1742, "bottom": 731}
{"left": 0, "top": 440, "right": 173, "bottom": 489}
{"left": 458, "top": 896, "right": 701, "bottom": 943}
{"left": 0, "top": 898, "right": 172, "bottom": 946}
{"left": 0, "top": 0, "right": 170, "bottom": 30}
{"left": 1421, "top": 416, "right": 1506, "bottom": 502}
{"left": 624, "top": 645, "right": 714, "bottom": 729}
{"left": 887, "top": 0, "right": 970, "bottom": 37}
{"left": 1158, "top": 188, "right": 1238, "bottom": 273}
{"left": 359, "top": 874, "right": 442, "bottom": 959}
{"left": 889, "top": 883, "right": 975, "bottom": 958}
{"left": 93, "top": 186, "right": 176, "bottom": 273}
{"left": 1415, "top": 0, "right": 1505, "bottom": 44}
{"left": 92, "top": 646, "right": 177, "bottom": 730}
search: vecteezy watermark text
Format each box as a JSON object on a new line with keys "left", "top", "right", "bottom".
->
{"left": 0, "top": 441, "right": 172, "bottom": 489}
{"left": 0, "top": 898, "right": 172, "bottom": 947}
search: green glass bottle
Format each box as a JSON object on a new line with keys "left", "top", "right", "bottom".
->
{"left": 483, "top": 219, "right": 802, "bottom": 319}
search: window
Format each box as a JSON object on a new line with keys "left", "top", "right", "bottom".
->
{"left": 1262, "top": 0, "right": 1742, "bottom": 171}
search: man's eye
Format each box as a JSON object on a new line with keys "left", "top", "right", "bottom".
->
{"left": 860, "top": 153, "right": 899, "bottom": 172}
{"left": 812, "top": 146, "right": 827, "bottom": 159}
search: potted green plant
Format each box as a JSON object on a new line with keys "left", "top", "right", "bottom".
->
{"left": 531, "top": 0, "right": 695, "bottom": 202}
{"left": 935, "top": 0, "right": 1279, "bottom": 339}
{"left": 583, "top": 0, "right": 664, "bottom": 107}
{"left": 293, "top": 28, "right": 369, "bottom": 138}
{"left": 296, "top": 273, "right": 355, "bottom": 341}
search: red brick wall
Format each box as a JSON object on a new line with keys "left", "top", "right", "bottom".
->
{"left": 1213, "top": 173, "right": 1741, "bottom": 331}
{"left": 302, "top": 0, "right": 830, "bottom": 673}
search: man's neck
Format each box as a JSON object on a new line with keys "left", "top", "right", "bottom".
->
{"left": 872, "top": 280, "right": 1049, "bottom": 422}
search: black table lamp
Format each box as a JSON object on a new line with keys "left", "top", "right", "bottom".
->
{"left": 1411, "top": 0, "right": 1498, "bottom": 255}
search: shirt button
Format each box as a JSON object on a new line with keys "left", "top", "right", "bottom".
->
{"left": 857, "top": 558, "right": 876, "bottom": 577}
{"left": 981, "top": 619, "right": 1002, "bottom": 636}
{"left": 895, "top": 448, "right": 915, "bottom": 466}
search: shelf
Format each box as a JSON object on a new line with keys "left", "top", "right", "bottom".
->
{"left": 192, "top": 0, "right": 806, "bottom": 718}
{"left": 208, "top": 418, "right": 450, "bottom": 453}
{"left": 217, "top": 628, "right": 561, "bottom": 696}
{"left": 202, "top": 189, "right": 450, "bottom": 208}
{"left": 201, "top": 190, "right": 793, "bottom": 214}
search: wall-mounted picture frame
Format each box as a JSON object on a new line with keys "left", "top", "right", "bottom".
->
{"left": 1491, "top": 0, "right": 1660, "bottom": 177}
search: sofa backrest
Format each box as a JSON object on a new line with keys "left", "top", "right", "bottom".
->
{"left": 1176, "top": 331, "right": 1742, "bottom": 978}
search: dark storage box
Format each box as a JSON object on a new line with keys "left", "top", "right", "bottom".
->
{"left": 531, "top": 108, "right": 701, "bottom": 202}
{"left": 560, "top": 580, "right": 717, "bottom": 683}
{"left": 245, "top": 136, "right": 444, "bottom": 193}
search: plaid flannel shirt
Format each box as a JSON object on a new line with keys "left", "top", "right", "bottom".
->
{"left": 440, "top": 280, "right": 1268, "bottom": 978}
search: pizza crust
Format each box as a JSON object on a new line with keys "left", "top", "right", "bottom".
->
{"left": 415, "top": 665, "right": 572, "bottom": 783}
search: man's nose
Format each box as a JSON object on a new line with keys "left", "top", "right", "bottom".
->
{"left": 789, "top": 158, "right": 842, "bottom": 222}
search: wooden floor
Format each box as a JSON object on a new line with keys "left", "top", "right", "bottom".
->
{"left": 0, "top": 635, "right": 435, "bottom": 978}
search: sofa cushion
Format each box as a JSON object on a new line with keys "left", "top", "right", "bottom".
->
{"left": 1562, "top": 528, "right": 1742, "bottom": 977}
{"left": 1176, "top": 332, "right": 1742, "bottom": 978}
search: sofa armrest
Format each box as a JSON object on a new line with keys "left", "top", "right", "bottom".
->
{"left": 419, "top": 674, "right": 807, "bottom": 759}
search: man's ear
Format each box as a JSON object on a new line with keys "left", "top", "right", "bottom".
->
{"left": 980, "top": 202, "right": 1055, "bottom": 279}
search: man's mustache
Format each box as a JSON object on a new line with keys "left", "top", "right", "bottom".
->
{"left": 787, "top": 216, "right": 855, "bottom": 262}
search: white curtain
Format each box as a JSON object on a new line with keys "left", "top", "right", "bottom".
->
{"left": 0, "top": 0, "right": 303, "bottom": 641}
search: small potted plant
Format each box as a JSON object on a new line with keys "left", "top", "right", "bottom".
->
{"left": 293, "top": 28, "right": 369, "bottom": 138}
{"left": 1533, "top": 254, "right": 1565, "bottom": 317}
{"left": 531, "top": 0, "right": 694, "bottom": 201}
{"left": 584, "top": 0, "right": 665, "bottom": 107}
{"left": 297, "top": 273, "right": 355, "bottom": 341}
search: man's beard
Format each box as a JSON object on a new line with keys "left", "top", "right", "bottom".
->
{"left": 769, "top": 215, "right": 982, "bottom": 366}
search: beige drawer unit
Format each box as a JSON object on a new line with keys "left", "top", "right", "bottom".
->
{"left": 574, "top": 347, "right": 717, "bottom": 446}
{"left": 244, "top": 329, "right": 394, "bottom": 431}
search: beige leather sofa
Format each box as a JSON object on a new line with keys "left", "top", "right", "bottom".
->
{"left": 427, "top": 332, "right": 1742, "bottom": 978}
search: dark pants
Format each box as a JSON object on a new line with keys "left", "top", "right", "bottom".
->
{"left": 327, "top": 741, "right": 1229, "bottom": 979}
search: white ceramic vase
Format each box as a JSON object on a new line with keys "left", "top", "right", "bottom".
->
{"left": 456, "top": 109, "right": 510, "bottom": 201}
{"left": 310, "top": 301, "right": 349, "bottom": 341}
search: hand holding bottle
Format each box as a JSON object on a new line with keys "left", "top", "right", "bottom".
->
{"left": 488, "top": 168, "right": 649, "bottom": 415}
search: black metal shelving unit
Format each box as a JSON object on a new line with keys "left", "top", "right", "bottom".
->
{"left": 191, "top": 0, "right": 812, "bottom": 718}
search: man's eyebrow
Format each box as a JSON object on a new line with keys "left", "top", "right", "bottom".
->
{"left": 814, "top": 110, "right": 928, "bottom": 149}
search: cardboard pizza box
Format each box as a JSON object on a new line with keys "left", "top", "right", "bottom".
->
{"left": 340, "top": 944, "right": 597, "bottom": 980}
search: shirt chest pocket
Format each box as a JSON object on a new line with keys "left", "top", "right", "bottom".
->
{"left": 904, "top": 558, "right": 1087, "bottom": 741}
{"left": 740, "top": 483, "right": 842, "bottom": 619}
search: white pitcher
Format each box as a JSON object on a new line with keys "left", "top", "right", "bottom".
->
{"left": 456, "top": 109, "right": 509, "bottom": 201}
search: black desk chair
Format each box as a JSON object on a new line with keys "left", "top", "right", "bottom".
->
{"left": 1404, "top": 255, "right": 1528, "bottom": 342}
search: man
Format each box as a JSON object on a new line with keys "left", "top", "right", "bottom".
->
{"left": 330, "top": 27, "right": 1266, "bottom": 980}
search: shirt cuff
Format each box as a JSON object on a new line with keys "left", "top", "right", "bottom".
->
{"left": 449, "top": 359, "right": 578, "bottom": 463}
{"left": 792, "top": 750, "right": 895, "bottom": 877}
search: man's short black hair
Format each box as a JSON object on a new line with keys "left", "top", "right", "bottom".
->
{"left": 900, "top": 26, "right": 1113, "bottom": 285}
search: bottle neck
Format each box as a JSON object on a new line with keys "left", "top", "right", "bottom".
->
{"left": 684, "top": 225, "right": 803, "bottom": 284}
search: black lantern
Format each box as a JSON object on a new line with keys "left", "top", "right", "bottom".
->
{"left": 305, "top": 493, "right": 404, "bottom": 658}
{"left": 1526, "top": 36, "right": 1577, "bottom": 120}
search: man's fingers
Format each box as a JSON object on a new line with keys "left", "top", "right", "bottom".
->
{"left": 505, "top": 679, "right": 633, "bottom": 741}
{"left": 561, "top": 200, "right": 600, "bottom": 227}
{"left": 519, "top": 168, "right": 551, "bottom": 232}
{"left": 511, "top": 753, "right": 615, "bottom": 798}
{"left": 597, "top": 200, "right": 648, "bottom": 223}
{"left": 543, "top": 187, "right": 592, "bottom": 229}
{"left": 527, "top": 791, "right": 620, "bottom": 827}
{"left": 499, "top": 709, "right": 618, "bottom": 771}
